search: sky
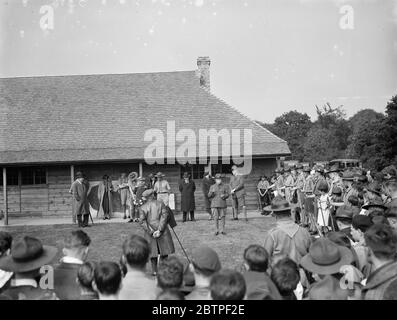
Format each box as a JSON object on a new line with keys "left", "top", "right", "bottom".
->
{"left": 0, "top": 0, "right": 396, "bottom": 122}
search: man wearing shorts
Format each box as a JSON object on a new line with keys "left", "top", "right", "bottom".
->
{"left": 230, "top": 165, "right": 247, "bottom": 222}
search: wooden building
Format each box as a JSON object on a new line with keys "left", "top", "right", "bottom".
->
{"left": 0, "top": 57, "right": 290, "bottom": 224}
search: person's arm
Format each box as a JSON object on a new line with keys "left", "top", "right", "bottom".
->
{"left": 157, "top": 202, "right": 169, "bottom": 234}
{"left": 208, "top": 185, "right": 215, "bottom": 199}
{"left": 166, "top": 181, "right": 171, "bottom": 193}
{"left": 233, "top": 176, "right": 244, "bottom": 193}
{"left": 72, "top": 183, "right": 80, "bottom": 201}
{"left": 139, "top": 207, "right": 152, "bottom": 235}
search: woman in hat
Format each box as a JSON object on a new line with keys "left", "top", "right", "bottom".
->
{"left": 0, "top": 236, "right": 58, "bottom": 300}
{"left": 179, "top": 172, "right": 196, "bottom": 222}
{"left": 154, "top": 172, "right": 171, "bottom": 207}
{"left": 98, "top": 174, "right": 113, "bottom": 220}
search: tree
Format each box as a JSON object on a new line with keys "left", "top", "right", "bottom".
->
{"left": 378, "top": 95, "right": 397, "bottom": 165}
{"left": 302, "top": 127, "right": 341, "bottom": 162}
{"left": 257, "top": 111, "right": 312, "bottom": 161}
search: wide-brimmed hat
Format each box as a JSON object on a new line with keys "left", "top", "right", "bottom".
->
{"left": 308, "top": 275, "right": 349, "bottom": 300}
{"left": 263, "top": 196, "right": 291, "bottom": 213}
{"left": 0, "top": 236, "right": 57, "bottom": 273}
{"left": 385, "top": 207, "right": 397, "bottom": 218}
{"left": 365, "top": 182, "right": 382, "bottom": 196}
{"left": 313, "top": 165, "right": 324, "bottom": 173}
{"left": 303, "top": 166, "right": 311, "bottom": 173}
{"left": 128, "top": 172, "right": 138, "bottom": 181}
{"left": 300, "top": 238, "right": 353, "bottom": 275}
{"left": 75, "top": 171, "right": 84, "bottom": 179}
{"left": 275, "top": 168, "right": 283, "bottom": 174}
{"left": 214, "top": 173, "right": 222, "bottom": 180}
{"left": 335, "top": 205, "right": 355, "bottom": 221}
{"left": 156, "top": 172, "right": 165, "bottom": 178}
{"left": 296, "top": 163, "right": 304, "bottom": 170}
{"left": 332, "top": 186, "right": 343, "bottom": 195}
{"left": 137, "top": 176, "right": 146, "bottom": 182}
{"left": 362, "top": 199, "right": 387, "bottom": 210}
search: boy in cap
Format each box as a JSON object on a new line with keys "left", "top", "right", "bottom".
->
{"left": 362, "top": 224, "right": 397, "bottom": 300}
{"left": 186, "top": 246, "right": 221, "bottom": 300}
{"left": 210, "top": 269, "right": 246, "bottom": 300}
{"left": 54, "top": 230, "right": 91, "bottom": 300}
{"left": 208, "top": 173, "right": 230, "bottom": 235}
{"left": 0, "top": 236, "right": 58, "bottom": 300}
{"left": 93, "top": 261, "right": 122, "bottom": 300}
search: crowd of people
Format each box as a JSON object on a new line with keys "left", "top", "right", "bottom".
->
{"left": 1, "top": 162, "right": 396, "bottom": 300}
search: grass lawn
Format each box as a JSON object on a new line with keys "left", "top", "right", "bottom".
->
{"left": 2, "top": 215, "right": 276, "bottom": 272}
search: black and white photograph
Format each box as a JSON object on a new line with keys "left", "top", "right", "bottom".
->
{"left": 0, "top": 0, "right": 397, "bottom": 311}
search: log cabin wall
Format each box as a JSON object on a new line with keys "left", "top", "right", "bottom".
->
{"left": 0, "top": 158, "right": 277, "bottom": 218}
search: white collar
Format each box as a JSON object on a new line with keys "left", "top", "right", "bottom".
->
{"left": 61, "top": 256, "right": 84, "bottom": 264}
{"left": 11, "top": 279, "right": 38, "bottom": 288}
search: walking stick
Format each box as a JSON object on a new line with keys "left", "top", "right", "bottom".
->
{"left": 171, "top": 227, "right": 191, "bottom": 264}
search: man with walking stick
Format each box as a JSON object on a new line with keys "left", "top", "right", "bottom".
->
{"left": 139, "top": 189, "right": 175, "bottom": 276}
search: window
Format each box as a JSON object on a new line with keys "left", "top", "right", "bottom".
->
{"left": 1, "top": 168, "right": 19, "bottom": 186}
{"left": 180, "top": 164, "right": 206, "bottom": 179}
{"left": 211, "top": 163, "right": 233, "bottom": 175}
{"left": 21, "top": 167, "right": 47, "bottom": 185}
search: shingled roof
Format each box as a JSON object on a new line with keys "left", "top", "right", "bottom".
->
{"left": 0, "top": 71, "right": 290, "bottom": 165}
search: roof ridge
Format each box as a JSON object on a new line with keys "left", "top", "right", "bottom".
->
{"left": 0, "top": 70, "right": 196, "bottom": 80}
{"left": 204, "top": 90, "right": 288, "bottom": 144}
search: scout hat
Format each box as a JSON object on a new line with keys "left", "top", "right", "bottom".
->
{"left": 296, "top": 163, "right": 304, "bottom": 170}
{"left": 263, "top": 196, "right": 291, "bottom": 213}
{"left": 385, "top": 207, "right": 397, "bottom": 219}
{"left": 75, "top": 171, "right": 84, "bottom": 179}
{"left": 365, "top": 182, "right": 382, "bottom": 196}
{"left": 308, "top": 275, "right": 349, "bottom": 300}
{"left": 361, "top": 199, "right": 387, "bottom": 211}
{"left": 128, "top": 172, "right": 138, "bottom": 181}
{"left": 214, "top": 173, "right": 222, "bottom": 180}
{"left": 142, "top": 189, "right": 154, "bottom": 198}
{"left": 335, "top": 205, "right": 355, "bottom": 222}
{"left": 300, "top": 238, "right": 353, "bottom": 275}
{"left": 0, "top": 236, "right": 57, "bottom": 273}
{"left": 313, "top": 165, "right": 324, "bottom": 174}
{"left": 352, "top": 215, "right": 373, "bottom": 232}
{"left": 156, "top": 172, "right": 165, "bottom": 178}
{"left": 303, "top": 166, "right": 311, "bottom": 173}
{"left": 191, "top": 246, "right": 221, "bottom": 274}
{"left": 275, "top": 168, "right": 283, "bottom": 174}
{"left": 332, "top": 186, "right": 343, "bottom": 195}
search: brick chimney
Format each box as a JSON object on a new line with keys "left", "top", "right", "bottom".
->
{"left": 196, "top": 56, "right": 210, "bottom": 91}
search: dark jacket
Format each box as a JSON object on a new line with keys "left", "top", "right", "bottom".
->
{"left": 2, "top": 284, "right": 57, "bottom": 300}
{"left": 229, "top": 175, "right": 246, "bottom": 198}
{"left": 71, "top": 180, "right": 89, "bottom": 216}
{"left": 179, "top": 179, "right": 196, "bottom": 212}
{"left": 202, "top": 177, "right": 215, "bottom": 209}
{"left": 208, "top": 183, "right": 229, "bottom": 208}
{"left": 139, "top": 199, "right": 175, "bottom": 258}
{"left": 243, "top": 271, "right": 282, "bottom": 300}
{"left": 54, "top": 262, "right": 82, "bottom": 300}
{"left": 363, "top": 260, "right": 397, "bottom": 300}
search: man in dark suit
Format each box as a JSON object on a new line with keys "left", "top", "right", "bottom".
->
{"left": 70, "top": 171, "right": 90, "bottom": 228}
{"left": 202, "top": 172, "right": 215, "bottom": 220}
{"left": 54, "top": 230, "right": 91, "bottom": 300}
